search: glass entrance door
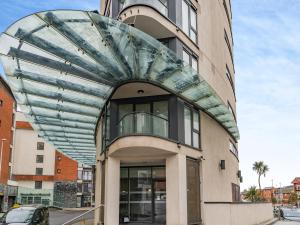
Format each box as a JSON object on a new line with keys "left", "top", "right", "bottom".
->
{"left": 120, "top": 167, "right": 166, "bottom": 224}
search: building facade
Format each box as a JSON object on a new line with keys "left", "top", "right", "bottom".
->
{"left": 77, "top": 164, "right": 95, "bottom": 207}
{"left": 0, "top": 76, "right": 18, "bottom": 212}
{"left": 0, "top": 3, "right": 274, "bottom": 225}
{"left": 14, "top": 116, "right": 78, "bottom": 207}
{"left": 95, "top": 1, "right": 240, "bottom": 225}
{"left": 292, "top": 177, "right": 300, "bottom": 205}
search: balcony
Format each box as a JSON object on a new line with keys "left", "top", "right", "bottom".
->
{"left": 121, "top": 0, "right": 168, "bottom": 17}
{"left": 118, "top": 112, "right": 169, "bottom": 139}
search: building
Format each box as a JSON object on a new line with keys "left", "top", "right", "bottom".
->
{"left": 77, "top": 164, "right": 94, "bottom": 207}
{"left": 0, "top": 2, "right": 273, "bottom": 225}
{"left": 273, "top": 185, "right": 294, "bottom": 205}
{"left": 261, "top": 187, "right": 275, "bottom": 202}
{"left": 14, "top": 115, "right": 78, "bottom": 207}
{"left": 0, "top": 76, "right": 18, "bottom": 212}
{"left": 292, "top": 177, "right": 300, "bottom": 197}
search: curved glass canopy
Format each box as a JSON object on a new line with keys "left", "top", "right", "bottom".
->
{"left": 0, "top": 10, "right": 239, "bottom": 165}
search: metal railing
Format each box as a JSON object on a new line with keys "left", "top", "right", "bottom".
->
{"left": 121, "top": 0, "right": 168, "bottom": 17}
{"left": 118, "top": 112, "right": 169, "bottom": 138}
{"left": 62, "top": 204, "right": 103, "bottom": 225}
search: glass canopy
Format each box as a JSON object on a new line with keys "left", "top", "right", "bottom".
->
{"left": 0, "top": 10, "right": 239, "bottom": 165}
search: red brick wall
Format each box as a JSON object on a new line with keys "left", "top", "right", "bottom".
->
{"left": 54, "top": 151, "right": 78, "bottom": 181}
{"left": 0, "top": 78, "right": 15, "bottom": 184}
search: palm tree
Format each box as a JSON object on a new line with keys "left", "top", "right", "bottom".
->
{"left": 252, "top": 161, "right": 269, "bottom": 191}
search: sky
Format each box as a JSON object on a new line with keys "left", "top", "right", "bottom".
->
{"left": 0, "top": 0, "right": 299, "bottom": 190}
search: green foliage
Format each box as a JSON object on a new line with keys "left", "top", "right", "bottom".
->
{"left": 272, "top": 197, "right": 277, "bottom": 204}
{"left": 244, "top": 186, "right": 261, "bottom": 202}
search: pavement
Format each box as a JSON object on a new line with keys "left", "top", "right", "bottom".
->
{"left": 275, "top": 221, "right": 300, "bottom": 225}
{"left": 49, "top": 209, "right": 94, "bottom": 225}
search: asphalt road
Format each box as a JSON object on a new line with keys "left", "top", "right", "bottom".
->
{"left": 49, "top": 209, "right": 94, "bottom": 225}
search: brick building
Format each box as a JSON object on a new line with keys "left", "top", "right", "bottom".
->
{"left": 0, "top": 76, "right": 18, "bottom": 212}
{"left": 292, "top": 177, "right": 300, "bottom": 205}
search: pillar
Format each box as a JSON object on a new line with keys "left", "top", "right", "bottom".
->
{"left": 104, "top": 157, "right": 120, "bottom": 225}
{"left": 166, "top": 154, "right": 187, "bottom": 225}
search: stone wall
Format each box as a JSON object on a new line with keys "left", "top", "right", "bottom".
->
{"left": 53, "top": 181, "right": 77, "bottom": 208}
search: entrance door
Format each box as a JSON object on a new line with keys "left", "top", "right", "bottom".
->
{"left": 120, "top": 167, "right": 166, "bottom": 224}
{"left": 187, "top": 158, "right": 201, "bottom": 225}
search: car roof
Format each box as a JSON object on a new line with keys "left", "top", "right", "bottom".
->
{"left": 13, "top": 205, "right": 46, "bottom": 210}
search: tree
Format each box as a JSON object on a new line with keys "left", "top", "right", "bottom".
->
{"left": 288, "top": 192, "right": 298, "bottom": 205}
{"left": 244, "top": 186, "right": 261, "bottom": 202}
{"left": 272, "top": 197, "right": 277, "bottom": 204}
{"left": 252, "top": 161, "right": 269, "bottom": 191}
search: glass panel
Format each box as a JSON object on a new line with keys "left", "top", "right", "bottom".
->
{"left": 191, "top": 56, "right": 198, "bottom": 71}
{"left": 192, "top": 132, "right": 199, "bottom": 148}
{"left": 182, "top": 1, "right": 189, "bottom": 35}
{"left": 119, "top": 104, "right": 134, "bottom": 135}
{"left": 184, "top": 107, "right": 192, "bottom": 145}
{"left": 183, "top": 50, "right": 189, "bottom": 66}
{"left": 190, "top": 9, "right": 197, "bottom": 30}
{"left": 190, "top": 30, "right": 197, "bottom": 43}
{"left": 193, "top": 110, "right": 199, "bottom": 131}
{"left": 154, "top": 180, "right": 166, "bottom": 224}
{"left": 122, "top": 0, "right": 168, "bottom": 16}
{"left": 153, "top": 101, "right": 168, "bottom": 138}
{"left": 152, "top": 167, "right": 166, "bottom": 178}
{"left": 135, "top": 104, "right": 151, "bottom": 134}
{"left": 129, "top": 167, "right": 152, "bottom": 222}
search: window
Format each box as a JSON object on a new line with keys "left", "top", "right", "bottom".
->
{"left": 232, "top": 183, "right": 240, "bottom": 202}
{"left": 36, "top": 168, "right": 43, "bottom": 175}
{"left": 37, "top": 142, "right": 44, "bottom": 150}
{"left": 0, "top": 99, "right": 3, "bottom": 106}
{"left": 229, "top": 141, "right": 238, "bottom": 158}
{"left": 78, "top": 170, "right": 83, "bottom": 180}
{"left": 9, "top": 148, "right": 12, "bottom": 163}
{"left": 83, "top": 170, "right": 92, "bottom": 180}
{"left": 226, "top": 65, "right": 235, "bottom": 92}
{"left": 182, "top": 0, "right": 197, "bottom": 43}
{"left": 223, "top": 0, "right": 232, "bottom": 32}
{"left": 183, "top": 49, "right": 198, "bottom": 71}
{"left": 184, "top": 106, "right": 200, "bottom": 148}
{"left": 224, "top": 30, "right": 233, "bottom": 63}
{"left": 83, "top": 182, "right": 92, "bottom": 193}
{"left": 8, "top": 166, "right": 12, "bottom": 180}
{"left": 36, "top": 155, "right": 44, "bottom": 163}
{"left": 35, "top": 181, "right": 42, "bottom": 189}
{"left": 77, "top": 183, "right": 83, "bottom": 192}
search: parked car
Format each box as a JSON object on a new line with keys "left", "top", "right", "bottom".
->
{"left": 0, "top": 205, "right": 49, "bottom": 225}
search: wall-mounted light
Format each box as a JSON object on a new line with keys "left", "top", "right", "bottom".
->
{"left": 237, "top": 170, "right": 241, "bottom": 178}
{"left": 137, "top": 89, "right": 144, "bottom": 94}
{"left": 220, "top": 160, "right": 226, "bottom": 170}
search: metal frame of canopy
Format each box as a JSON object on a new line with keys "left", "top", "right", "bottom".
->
{"left": 0, "top": 10, "right": 239, "bottom": 165}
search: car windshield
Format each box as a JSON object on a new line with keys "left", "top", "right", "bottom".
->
{"left": 4, "top": 208, "right": 35, "bottom": 223}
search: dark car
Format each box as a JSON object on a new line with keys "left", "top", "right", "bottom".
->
{"left": 0, "top": 205, "right": 49, "bottom": 225}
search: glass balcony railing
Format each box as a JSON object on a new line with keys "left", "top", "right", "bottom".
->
{"left": 121, "top": 0, "right": 168, "bottom": 17}
{"left": 118, "top": 112, "right": 169, "bottom": 139}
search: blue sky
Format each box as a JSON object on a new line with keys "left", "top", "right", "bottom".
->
{"left": 0, "top": 0, "right": 299, "bottom": 190}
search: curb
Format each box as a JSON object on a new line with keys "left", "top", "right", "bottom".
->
{"left": 263, "top": 218, "right": 278, "bottom": 225}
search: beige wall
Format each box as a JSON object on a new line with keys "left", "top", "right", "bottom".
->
{"left": 16, "top": 180, "right": 54, "bottom": 190}
{"left": 204, "top": 203, "right": 273, "bottom": 225}
{"left": 14, "top": 112, "right": 56, "bottom": 176}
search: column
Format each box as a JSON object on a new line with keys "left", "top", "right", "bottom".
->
{"left": 104, "top": 156, "right": 120, "bottom": 225}
{"left": 166, "top": 154, "right": 187, "bottom": 225}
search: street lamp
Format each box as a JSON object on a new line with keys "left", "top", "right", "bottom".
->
{"left": 0, "top": 138, "right": 7, "bottom": 178}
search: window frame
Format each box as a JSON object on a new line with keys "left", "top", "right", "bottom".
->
{"left": 224, "top": 29, "right": 234, "bottom": 64}
{"left": 232, "top": 183, "right": 240, "bottom": 202}
{"left": 229, "top": 140, "right": 238, "bottom": 159}
{"left": 184, "top": 105, "right": 200, "bottom": 149}
{"left": 36, "top": 168, "right": 43, "bottom": 175}
{"left": 37, "top": 142, "right": 45, "bottom": 150}
{"left": 36, "top": 155, "right": 44, "bottom": 163}
{"left": 35, "top": 181, "right": 43, "bottom": 189}
{"left": 226, "top": 65, "right": 235, "bottom": 93}
{"left": 182, "top": 0, "right": 198, "bottom": 43}
{"left": 182, "top": 47, "right": 198, "bottom": 72}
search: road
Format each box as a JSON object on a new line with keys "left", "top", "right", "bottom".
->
{"left": 49, "top": 209, "right": 94, "bottom": 225}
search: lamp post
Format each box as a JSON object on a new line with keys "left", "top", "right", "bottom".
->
{"left": 0, "top": 138, "right": 7, "bottom": 179}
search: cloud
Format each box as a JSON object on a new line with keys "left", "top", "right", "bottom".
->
{"left": 234, "top": 0, "right": 300, "bottom": 189}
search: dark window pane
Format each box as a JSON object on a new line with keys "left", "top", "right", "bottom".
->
{"left": 36, "top": 155, "right": 44, "bottom": 163}
{"left": 37, "top": 142, "right": 44, "bottom": 150}
{"left": 184, "top": 107, "right": 192, "bottom": 145}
